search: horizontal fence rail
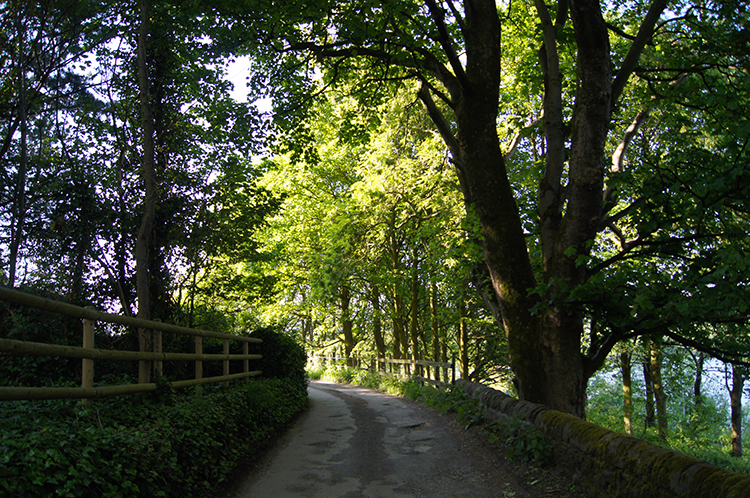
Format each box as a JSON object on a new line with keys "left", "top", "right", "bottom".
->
{"left": 0, "top": 287, "right": 261, "bottom": 343}
{"left": 0, "top": 337, "right": 262, "bottom": 363}
{"left": 0, "top": 372, "right": 262, "bottom": 401}
{"left": 0, "top": 287, "right": 263, "bottom": 402}
{"left": 311, "top": 355, "right": 456, "bottom": 385}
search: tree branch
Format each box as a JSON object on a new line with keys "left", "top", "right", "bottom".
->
{"left": 502, "top": 113, "right": 543, "bottom": 163}
{"left": 611, "top": 0, "right": 669, "bottom": 104}
{"left": 424, "top": 0, "right": 471, "bottom": 92}
{"left": 583, "top": 327, "right": 623, "bottom": 379}
{"left": 417, "top": 83, "right": 459, "bottom": 156}
{"left": 662, "top": 329, "right": 750, "bottom": 367}
{"left": 534, "top": 0, "right": 567, "bottom": 263}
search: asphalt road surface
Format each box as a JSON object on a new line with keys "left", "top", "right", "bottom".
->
{"left": 225, "top": 381, "right": 534, "bottom": 498}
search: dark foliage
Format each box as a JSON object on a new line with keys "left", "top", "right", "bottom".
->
{"left": 0, "top": 377, "right": 307, "bottom": 497}
{"left": 248, "top": 326, "right": 307, "bottom": 391}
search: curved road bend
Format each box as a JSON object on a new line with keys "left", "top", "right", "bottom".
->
{"left": 228, "top": 381, "right": 534, "bottom": 498}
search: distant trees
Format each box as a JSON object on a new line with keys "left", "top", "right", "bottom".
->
{"left": 254, "top": 89, "right": 506, "bottom": 383}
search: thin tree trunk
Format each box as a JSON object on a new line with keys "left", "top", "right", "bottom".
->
{"left": 388, "top": 228, "right": 407, "bottom": 363}
{"left": 116, "top": 156, "right": 133, "bottom": 316}
{"left": 643, "top": 361, "right": 655, "bottom": 429}
{"left": 694, "top": 352, "right": 705, "bottom": 405}
{"left": 136, "top": 0, "right": 157, "bottom": 383}
{"left": 370, "top": 284, "right": 386, "bottom": 365}
{"left": 430, "top": 280, "right": 440, "bottom": 382}
{"left": 341, "top": 286, "right": 354, "bottom": 366}
{"left": 730, "top": 364, "right": 744, "bottom": 457}
{"left": 650, "top": 338, "right": 668, "bottom": 439}
{"left": 621, "top": 351, "right": 633, "bottom": 435}
{"left": 392, "top": 293, "right": 406, "bottom": 361}
{"left": 458, "top": 294, "right": 469, "bottom": 379}
{"left": 409, "top": 258, "right": 421, "bottom": 375}
{"left": 9, "top": 7, "right": 28, "bottom": 288}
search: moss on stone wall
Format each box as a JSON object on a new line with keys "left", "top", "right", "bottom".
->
{"left": 456, "top": 379, "right": 750, "bottom": 498}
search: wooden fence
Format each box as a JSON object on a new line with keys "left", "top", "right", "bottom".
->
{"left": 0, "top": 287, "right": 262, "bottom": 403}
{"left": 311, "top": 354, "right": 456, "bottom": 386}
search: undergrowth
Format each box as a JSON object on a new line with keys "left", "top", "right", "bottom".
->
{"left": 0, "top": 377, "right": 307, "bottom": 498}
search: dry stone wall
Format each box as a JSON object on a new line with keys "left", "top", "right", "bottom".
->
{"left": 456, "top": 379, "right": 750, "bottom": 498}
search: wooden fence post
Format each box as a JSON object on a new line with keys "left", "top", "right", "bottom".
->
{"left": 81, "top": 313, "right": 95, "bottom": 406}
{"left": 223, "top": 339, "right": 230, "bottom": 387}
{"left": 153, "top": 319, "right": 162, "bottom": 379}
{"left": 195, "top": 336, "right": 203, "bottom": 395}
{"left": 451, "top": 353, "right": 456, "bottom": 383}
{"left": 243, "top": 341, "right": 249, "bottom": 373}
{"left": 138, "top": 327, "right": 151, "bottom": 384}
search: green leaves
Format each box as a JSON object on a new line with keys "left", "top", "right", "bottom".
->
{"left": 0, "top": 378, "right": 307, "bottom": 497}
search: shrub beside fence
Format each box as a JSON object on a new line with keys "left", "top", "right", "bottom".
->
{"left": 0, "top": 287, "right": 262, "bottom": 402}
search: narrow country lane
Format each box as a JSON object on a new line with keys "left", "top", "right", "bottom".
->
{"left": 222, "top": 381, "right": 537, "bottom": 498}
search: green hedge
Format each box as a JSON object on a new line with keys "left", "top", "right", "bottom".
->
{"left": 0, "top": 378, "right": 307, "bottom": 498}
{"left": 249, "top": 327, "right": 307, "bottom": 391}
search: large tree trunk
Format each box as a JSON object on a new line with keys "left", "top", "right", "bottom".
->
{"left": 416, "top": 0, "right": 615, "bottom": 417}
{"left": 136, "top": 0, "right": 157, "bottom": 383}
{"left": 730, "top": 364, "right": 744, "bottom": 458}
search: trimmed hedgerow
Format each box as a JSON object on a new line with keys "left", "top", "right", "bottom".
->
{"left": 0, "top": 377, "right": 307, "bottom": 498}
